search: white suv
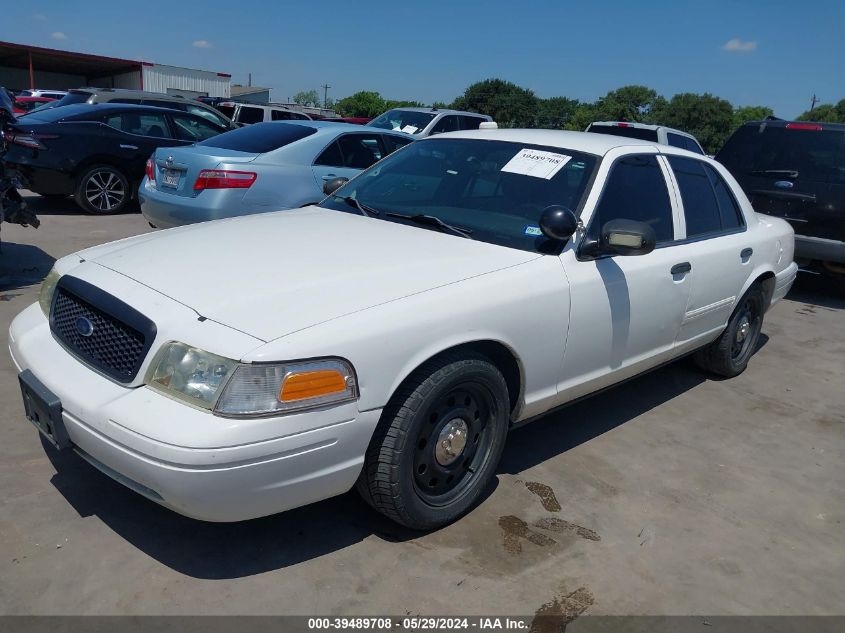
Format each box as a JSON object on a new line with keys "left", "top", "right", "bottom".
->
{"left": 368, "top": 107, "right": 493, "bottom": 137}
{"left": 587, "top": 121, "right": 706, "bottom": 154}
{"left": 217, "top": 102, "right": 311, "bottom": 125}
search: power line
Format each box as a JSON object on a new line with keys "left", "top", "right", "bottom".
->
{"left": 321, "top": 83, "right": 331, "bottom": 108}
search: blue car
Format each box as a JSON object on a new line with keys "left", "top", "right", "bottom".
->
{"left": 139, "top": 121, "right": 412, "bottom": 228}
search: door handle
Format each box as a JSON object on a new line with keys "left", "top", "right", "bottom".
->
{"left": 741, "top": 248, "right": 753, "bottom": 260}
{"left": 670, "top": 262, "right": 692, "bottom": 275}
{"left": 119, "top": 144, "right": 139, "bottom": 150}
{"left": 321, "top": 174, "right": 337, "bottom": 181}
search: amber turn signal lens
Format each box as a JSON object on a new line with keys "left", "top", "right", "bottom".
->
{"left": 279, "top": 369, "right": 348, "bottom": 402}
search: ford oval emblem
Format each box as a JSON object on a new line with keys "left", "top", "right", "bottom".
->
{"left": 774, "top": 180, "right": 794, "bottom": 189}
{"left": 75, "top": 316, "right": 94, "bottom": 337}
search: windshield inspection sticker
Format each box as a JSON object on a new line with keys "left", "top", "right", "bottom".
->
{"left": 524, "top": 225, "right": 543, "bottom": 236}
{"left": 501, "top": 149, "right": 572, "bottom": 180}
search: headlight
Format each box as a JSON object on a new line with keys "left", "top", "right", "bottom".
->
{"left": 39, "top": 268, "right": 61, "bottom": 316}
{"left": 146, "top": 342, "right": 358, "bottom": 416}
{"left": 215, "top": 358, "right": 358, "bottom": 416}
{"left": 146, "top": 342, "right": 238, "bottom": 409}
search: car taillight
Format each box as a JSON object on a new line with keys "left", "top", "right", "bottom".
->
{"left": 145, "top": 158, "right": 155, "bottom": 182}
{"left": 616, "top": 122, "right": 630, "bottom": 127}
{"left": 193, "top": 170, "right": 257, "bottom": 191}
{"left": 8, "top": 131, "right": 58, "bottom": 150}
{"left": 786, "top": 123, "right": 823, "bottom": 131}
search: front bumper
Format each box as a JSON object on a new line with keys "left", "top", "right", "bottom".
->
{"left": 9, "top": 303, "right": 380, "bottom": 522}
{"left": 794, "top": 234, "right": 845, "bottom": 265}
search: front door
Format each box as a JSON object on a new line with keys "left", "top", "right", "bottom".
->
{"left": 558, "top": 153, "right": 692, "bottom": 402}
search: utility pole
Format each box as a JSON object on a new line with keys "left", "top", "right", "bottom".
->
{"left": 322, "top": 83, "right": 331, "bottom": 108}
{"left": 810, "top": 93, "right": 819, "bottom": 112}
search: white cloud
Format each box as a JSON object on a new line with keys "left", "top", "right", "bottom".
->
{"left": 192, "top": 40, "right": 212, "bottom": 49}
{"left": 51, "top": 31, "right": 67, "bottom": 40}
{"left": 722, "top": 38, "right": 757, "bottom": 53}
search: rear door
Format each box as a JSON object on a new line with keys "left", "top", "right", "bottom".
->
{"left": 101, "top": 110, "right": 183, "bottom": 179}
{"left": 311, "top": 133, "right": 385, "bottom": 187}
{"left": 665, "top": 155, "right": 751, "bottom": 343}
{"left": 717, "top": 124, "right": 845, "bottom": 242}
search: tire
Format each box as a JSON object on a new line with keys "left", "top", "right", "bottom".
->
{"left": 693, "top": 284, "right": 765, "bottom": 378}
{"left": 75, "top": 165, "right": 130, "bottom": 215}
{"left": 357, "top": 351, "right": 510, "bottom": 530}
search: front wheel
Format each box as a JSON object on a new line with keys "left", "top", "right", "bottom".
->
{"left": 357, "top": 351, "right": 510, "bottom": 530}
{"left": 75, "top": 165, "right": 130, "bottom": 214}
{"left": 694, "top": 284, "right": 765, "bottom": 377}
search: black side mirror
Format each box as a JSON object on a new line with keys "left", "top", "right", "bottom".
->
{"left": 322, "top": 177, "right": 349, "bottom": 196}
{"left": 538, "top": 205, "right": 578, "bottom": 241}
{"left": 600, "top": 219, "right": 656, "bottom": 256}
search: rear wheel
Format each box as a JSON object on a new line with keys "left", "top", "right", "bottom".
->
{"left": 694, "top": 284, "right": 765, "bottom": 377}
{"left": 75, "top": 165, "right": 130, "bottom": 214}
{"left": 357, "top": 351, "right": 510, "bottom": 530}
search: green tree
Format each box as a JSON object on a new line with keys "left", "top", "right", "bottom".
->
{"left": 796, "top": 99, "right": 845, "bottom": 122}
{"left": 431, "top": 101, "right": 448, "bottom": 109}
{"left": 536, "top": 96, "right": 579, "bottom": 129}
{"left": 334, "top": 91, "right": 387, "bottom": 117}
{"left": 384, "top": 99, "right": 425, "bottom": 109}
{"left": 654, "top": 92, "right": 735, "bottom": 154}
{"left": 292, "top": 89, "right": 320, "bottom": 107}
{"left": 594, "top": 85, "right": 665, "bottom": 122}
{"left": 733, "top": 105, "right": 775, "bottom": 127}
{"left": 450, "top": 78, "right": 538, "bottom": 128}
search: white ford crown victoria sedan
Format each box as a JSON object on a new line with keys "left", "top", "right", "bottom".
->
{"left": 10, "top": 129, "right": 797, "bottom": 529}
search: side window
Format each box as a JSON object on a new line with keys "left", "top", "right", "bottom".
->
{"left": 459, "top": 116, "right": 485, "bottom": 130}
{"left": 382, "top": 134, "right": 412, "bottom": 154}
{"left": 429, "top": 115, "right": 459, "bottom": 136}
{"left": 590, "top": 154, "right": 674, "bottom": 244}
{"left": 704, "top": 164, "right": 744, "bottom": 230}
{"left": 103, "top": 112, "right": 171, "bottom": 138}
{"left": 171, "top": 114, "right": 222, "bottom": 142}
{"left": 668, "top": 156, "right": 723, "bottom": 237}
{"left": 110, "top": 98, "right": 142, "bottom": 105}
{"left": 271, "top": 110, "right": 294, "bottom": 121}
{"left": 314, "top": 141, "right": 344, "bottom": 167}
{"left": 336, "top": 134, "right": 383, "bottom": 169}
{"left": 685, "top": 137, "right": 705, "bottom": 155}
{"left": 667, "top": 132, "right": 688, "bottom": 149}
{"left": 237, "top": 106, "right": 264, "bottom": 124}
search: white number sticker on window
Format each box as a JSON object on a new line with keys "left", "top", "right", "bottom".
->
{"left": 501, "top": 149, "right": 572, "bottom": 179}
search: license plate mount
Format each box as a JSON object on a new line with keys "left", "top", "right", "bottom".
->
{"left": 18, "top": 370, "right": 70, "bottom": 450}
{"left": 161, "top": 168, "right": 181, "bottom": 188}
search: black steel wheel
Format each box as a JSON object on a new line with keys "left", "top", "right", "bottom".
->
{"left": 694, "top": 284, "right": 765, "bottom": 377}
{"left": 357, "top": 350, "right": 510, "bottom": 530}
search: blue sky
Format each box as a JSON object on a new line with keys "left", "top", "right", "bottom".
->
{"left": 3, "top": 0, "right": 844, "bottom": 118}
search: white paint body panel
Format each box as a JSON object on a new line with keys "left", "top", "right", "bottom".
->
{"left": 8, "top": 130, "right": 796, "bottom": 522}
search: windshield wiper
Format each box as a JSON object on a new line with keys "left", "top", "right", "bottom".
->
{"left": 340, "top": 196, "right": 380, "bottom": 217}
{"left": 385, "top": 213, "right": 473, "bottom": 239}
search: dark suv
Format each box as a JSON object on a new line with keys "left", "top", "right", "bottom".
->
{"left": 716, "top": 120, "right": 845, "bottom": 280}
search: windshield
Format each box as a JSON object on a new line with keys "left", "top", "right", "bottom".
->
{"left": 368, "top": 109, "right": 436, "bottom": 135}
{"left": 320, "top": 138, "right": 599, "bottom": 252}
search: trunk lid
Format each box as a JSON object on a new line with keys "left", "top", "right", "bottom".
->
{"left": 150, "top": 145, "right": 260, "bottom": 198}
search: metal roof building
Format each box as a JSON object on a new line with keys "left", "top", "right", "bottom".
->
{"left": 0, "top": 41, "right": 231, "bottom": 98}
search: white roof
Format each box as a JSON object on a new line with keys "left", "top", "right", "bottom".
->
{"left": 432, "top": 129, "right": 658, "bottom": 156}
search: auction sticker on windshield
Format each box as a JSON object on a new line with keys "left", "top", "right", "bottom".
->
{"left": 501, "top": 148, "right": 571, "bottom": 179}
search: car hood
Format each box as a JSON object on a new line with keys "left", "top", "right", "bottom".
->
{"left": 85, "top": 207, "right": 541, "bottom": 342}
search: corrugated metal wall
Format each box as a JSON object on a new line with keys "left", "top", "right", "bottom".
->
{"left": 142, "top": 64, "right": 230, "bottom": 98}
{"left": 112, "top": 70, "right": 142, "bottom": 90}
